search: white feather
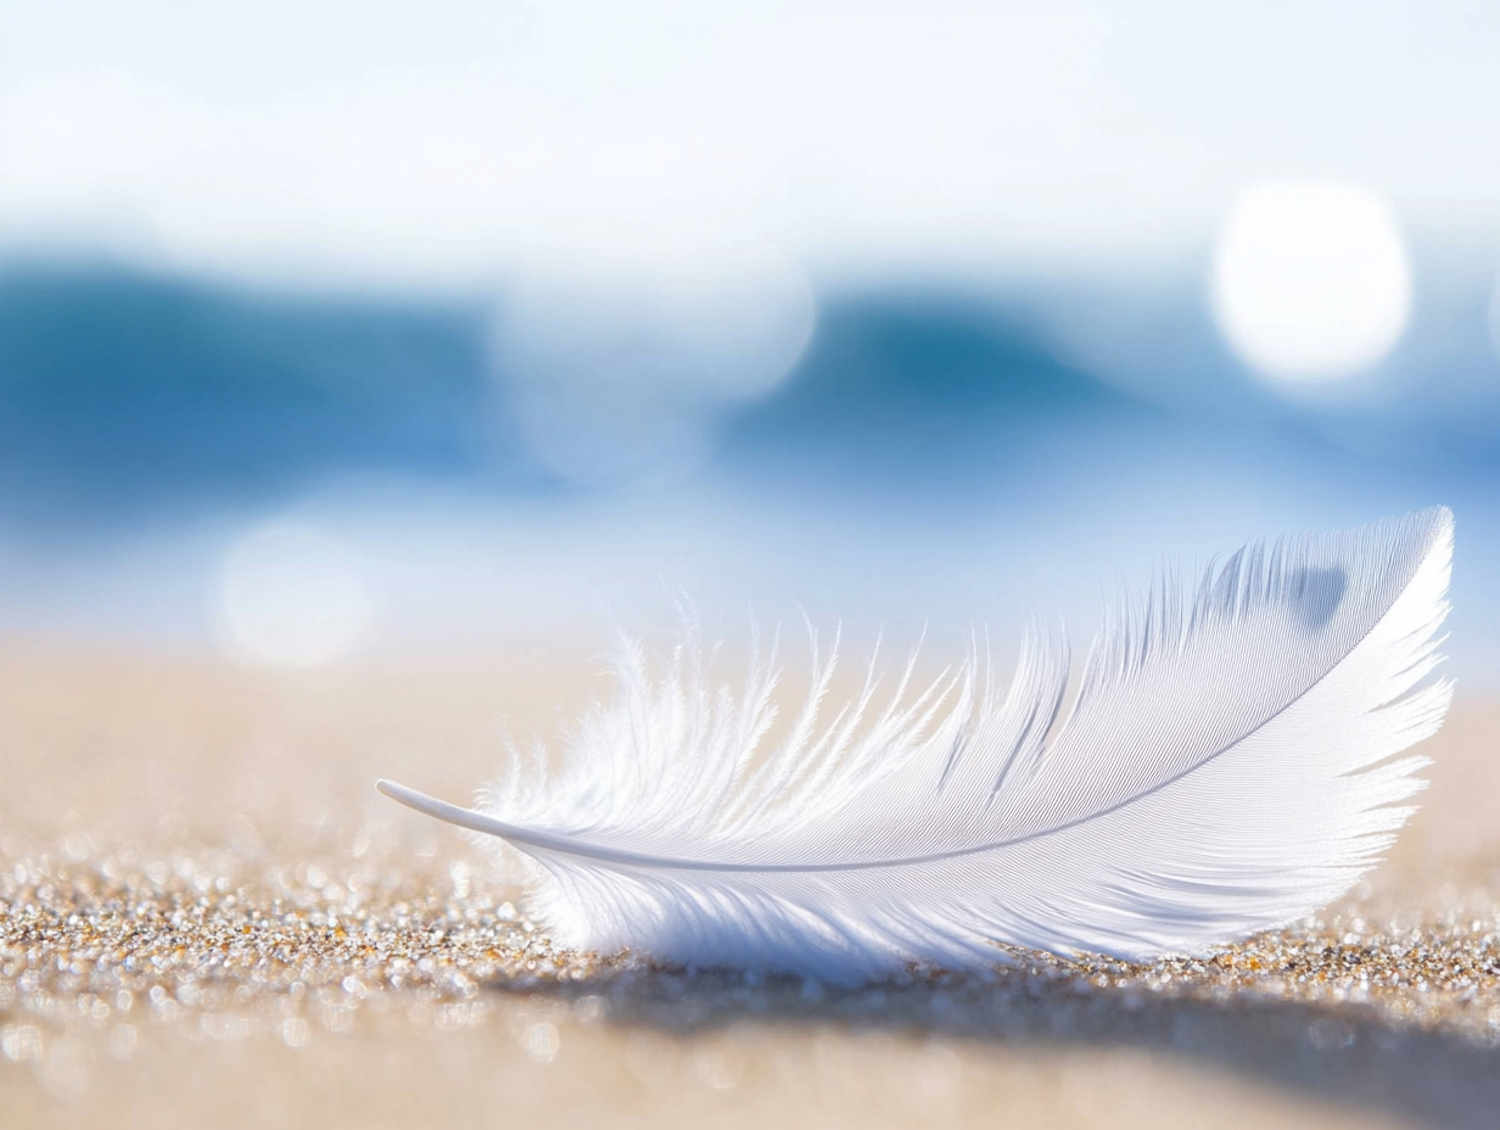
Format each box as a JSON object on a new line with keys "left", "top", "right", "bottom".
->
{"left": 379, "top": 507, "right": 1453, "bottom": 981}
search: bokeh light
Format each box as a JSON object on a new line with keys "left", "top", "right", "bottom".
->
{"left": 1211, "top": 183, "right": 1412, "bottom": 383}
{"left": 492, "top": 245, "right": 816, "bottom": 485}
{"left": 216, "top": 522, "right": 376, "bottom": 668}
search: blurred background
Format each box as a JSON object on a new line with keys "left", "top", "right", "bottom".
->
{"left": 2, "top": 1, "right": 1499, "bottom": 680}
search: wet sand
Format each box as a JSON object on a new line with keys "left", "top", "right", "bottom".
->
{"left": 2, "top": 642, "right": 1499, "bottom": 1129}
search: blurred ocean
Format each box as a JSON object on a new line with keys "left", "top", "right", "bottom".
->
{"left": 2, "top": 247, "right": 1499, "bottom": 680}
{"left": 3, "top": 1, "right": 1500, "bottom": 681}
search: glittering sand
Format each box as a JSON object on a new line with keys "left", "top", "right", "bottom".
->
{"left": 2, "top": 645, "right": 1499, "bottom": 1129}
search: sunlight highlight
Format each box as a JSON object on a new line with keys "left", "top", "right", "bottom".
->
{"left": 217, "top": 522, "right": 375, "bottom": 668}
{"left": 1212, "top": 183, "right": 1412, "bottom": 383}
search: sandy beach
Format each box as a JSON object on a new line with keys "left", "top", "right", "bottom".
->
{"left": 2, "top": 641, "right": 1498, "bottom": 1130}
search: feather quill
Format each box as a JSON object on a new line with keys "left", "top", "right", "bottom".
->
{"left": 379, "top": 507, "right": 1453, "bottom": 981}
